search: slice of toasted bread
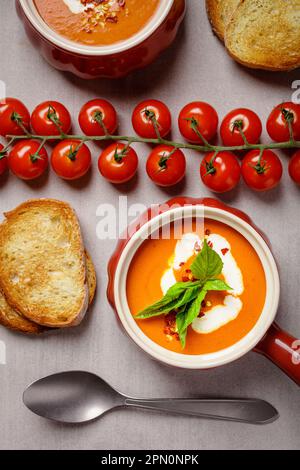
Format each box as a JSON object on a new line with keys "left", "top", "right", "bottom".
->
{"left": 0, "top": 199, "right": 89, "bottom": 328}
{"left": 225, "top": 0, "right": 300, "bottom": 71}
{"left": 206, "top": 0, "right": 240, "bottom": 41}
{"left": 0, "top": 251, "right": 97, "bottom": 334}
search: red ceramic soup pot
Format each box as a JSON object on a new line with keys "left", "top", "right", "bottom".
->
{"left": 16, "top": 0, "right": 186, "bottom": 79}
{"left": 108, "top": 197, "right": 300, "bottom": 386}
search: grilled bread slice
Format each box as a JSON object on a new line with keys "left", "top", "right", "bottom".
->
{"left": 225, "top": 0, "right": 300, "bottom": 71}
{"left": 0, "top": 252, "right": 97, "bottom": 334}
{"left": 206, "top": 0, "right": 240, "bottom": 41}
{"left": 0, "top": 199, "right": 89, "bottom": 328}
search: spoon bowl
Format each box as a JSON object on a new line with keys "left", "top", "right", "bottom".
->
{"left": 23, "top": 371, "right": 123, "bottom": 424}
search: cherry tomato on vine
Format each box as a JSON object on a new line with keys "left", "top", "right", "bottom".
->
{"left": 8, "top": 140, "right": 48, "bottom": 180}
{"left": 79, "top": 99, "right": 118, "bottom": 137}
{"left": 132, "top": 100, "right": 171, "bottom": 139}
{"left": 220, "top": 108, "right": 262, "bottom": 146}
{"left": 98, "top": 143, "right": 138, "bottom": 184}
{"left": 0, "top": 143, "right": 8, "bottom": 176}
{"left": 31, "top": 101, "right": 71, "bottom": 137}
{"left": 178, "top": 102, "right": 218, "bottom": 144}
{"left": 288, "top": 150, "right": 300, "bottom": 185}
{"left": 200, "top": 151, "right": 241, "bottom": 193}
{"left": 146, "top": 145, "right": 186, "bottom": 187}
{"left": 241, "top": 149, "right": 283, "bottom": 192}
{"left": 267, "top": 102, "right": 300, "bottom": 142}
{"left": 51, "top": 140, "right": 91, "bottom": 180}
{"left": 0, "top": 97, "right": 30, "bottom": 137}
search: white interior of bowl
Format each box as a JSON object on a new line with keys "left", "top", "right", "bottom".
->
{"left": 113, "top": 205, "right": 280, "bottom": 369}
{"left": 19, "top": 0, "right": 173, "bottom": 55}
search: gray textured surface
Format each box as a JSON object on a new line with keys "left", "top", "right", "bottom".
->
{"left": 0, "top": 0, "right": 299, "bottom": 451}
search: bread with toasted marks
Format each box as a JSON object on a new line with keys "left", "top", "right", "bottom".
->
{"left": 0, "top": 199, "right": 89, "bottom": 328}
{"left": 206, "top": 0, "right": 240, "bottom": 41}
{"left": 225, "top": 0, "right": 300, "bottom": 71}
{"left": 0, "top": 251, "right": 97, "bottom": 334}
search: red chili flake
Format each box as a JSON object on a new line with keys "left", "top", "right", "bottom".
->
{"left": 201, "top": 300, "right": 206, "bottom": 307}
{"left": 182, "top": 276, "right": 190, "bottom": 282}
{"left": 198, "top": 312, "right": 205, "bottom": 318}
{"left": 185, "top": 269, "right": 192, "bottom": 273}
{"left": 205, "top": 229, "right": 211, "bottom": 236}
{"left": 207, "top": 241, "right": 213, "bottom": 248}
{"left": 221, "top": 248, "right": 229, "bottom": 256}
{"left": 194, "top": 242, "right": 201, "bottom": 252}
{"left": 106, "top": 16, "right": 118, "bottom": 23}
{"left": 179, "top": 262, "right": 185, "bottom": 267}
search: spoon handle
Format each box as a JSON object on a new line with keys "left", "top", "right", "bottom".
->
{"left": 124, "top": 398, "right": 278, "bottom": 424}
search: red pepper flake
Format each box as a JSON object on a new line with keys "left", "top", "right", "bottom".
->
{"left": 205, "top": 229, "right": 211, "bottom": 236}
{"left": 201, "top": 300, "right": 206, "bottom": 308}
{"left": 207, "top": 240, "right": 213, "bottom": 248}
{"left": 194, "top": 241, "right": 201, "bottom": 252}
{"left": 185, "top": 269, "right": 192, "bottom": 273}
{"left": 198, "top": 312, "right": 205, "bottom": 318}
{"left": 182, "top": 276, "right": 190, "bottom": 282}
{"left": 179, "top": 262, "right": 185, "bottom": 267}
{"left": 221, "top": 248, "right": 229, "bottom": 256}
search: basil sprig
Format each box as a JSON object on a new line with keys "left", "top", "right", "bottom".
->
{"left": 136, "top": 239, "right": 231, "bottom": 348}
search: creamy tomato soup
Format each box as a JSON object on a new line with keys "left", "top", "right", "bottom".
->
{"left": 34, "top": 0, "right": 160, "bottom": 46}
{"left": 126, "top": 219, "right": 266, "bottom": 355}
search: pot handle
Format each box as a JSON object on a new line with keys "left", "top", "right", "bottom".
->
{"left": 254, "top": 323, "right": 300, "bottom": 386}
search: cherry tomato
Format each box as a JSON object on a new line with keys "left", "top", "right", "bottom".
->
{"left": 0, "top": 143, "right": 8, "bottom": 176}
{"left": 288, "top": 150, "right": 300, "bottom": 185}
{"left": 267, "top": 102, "right": 300, "bottom": 142}
{"left": 8, "top": 140, "right": 48, "bottom": 180}
{"left": 146, "top": 145, "right": 186, "bottom": 187}
{"left": 79, "top": 99, "right": 117, "bottom": 136}
{"left": 98, "top": 143, "right": 138, "bottom": 184}
{"left": 0, "top": 97, "right": 30, "bottom": 137}
{"left": 220, "top": 108, "right": 262, "bottom": 146}
{"left": 178, "top": 102, "right": 218, "bottom": 144}
{"left": 132, "top": 100, "right": 171, "bottom": 139}
{"left": 51, "top": 140, "right": 91, "bottom": 180}
{"left": 31, "top": 101, "right": 71, "bottom": 137}
{"left": 241, "top": 149, "right": 283, "bottom": 192}
{"left": 200, "top": 151, "right": 241, "bottom": 193}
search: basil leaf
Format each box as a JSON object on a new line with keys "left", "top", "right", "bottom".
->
{"left": 136, "top": 281, "right": 202, "bottom": 319}
{"left": 165, "top": 280, "right": 202, "bottom": 298}
{"left": 136, "top": 297, "right": 183, "bottom": 319}
{"left": 182, "top": 289, "right": 208, "bottom": 331}
{"left": 176, "top": 306, "right": 189, "bottom": 348}
{"left": 203, "top": 279, "right": 232, "bottom": 291}
{"left": 191, "top": 239, "right": 223, "bottom": 282}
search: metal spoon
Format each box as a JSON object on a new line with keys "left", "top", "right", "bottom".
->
{"left": 23, "top": 371, "right": 279, "bottom": 425}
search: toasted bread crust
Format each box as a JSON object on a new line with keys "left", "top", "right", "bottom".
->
{"left": 225, "top": 0, "right": 300, "bottom": 71}
{"left": 0, "top": 251, "right": 97, "bottom": 335}
{"left": 0, "top": 199, "right": 88, "bottom": 328}
{"left": 206, "top": 0, "right": 240, "bottom": 42}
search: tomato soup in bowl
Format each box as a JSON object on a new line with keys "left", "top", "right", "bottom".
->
{"left": 127, "top": 219, "right": 267, "bottom": 356}
{"left": 17, "top": 0, "right": 186, "bottom": 78}
{"left": 33, "top": 0, "right": 160, "bottom": 46}
{"left": 108, "top": 199, "right": 281, "bottom": 370}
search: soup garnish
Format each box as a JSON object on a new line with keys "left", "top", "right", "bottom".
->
{"left": 136, "top": 239, "right": 232, "bottom": 348}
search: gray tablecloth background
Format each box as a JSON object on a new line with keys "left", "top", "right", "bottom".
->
{"left": 0, "top": 0, "right": 299, "bottom": 450}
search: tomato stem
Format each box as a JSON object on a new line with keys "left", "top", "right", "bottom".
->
{"left": 93, "top": 111, "right": 109, "bottom": 136}
{"left": 233, "top": 119, "right": 250, "bottom": 146}
{"left": 47, "top": 105, "right": 66, "bottom": 138}
{"left": 143, "top": 108, "right": 162, "bottom": 141}
{"left": 4, "top": 131, "right": 300, "bottom": 158}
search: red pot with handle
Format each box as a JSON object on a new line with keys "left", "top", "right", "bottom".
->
{"left": 16, "top": 0, "right": 186, "bottom": 79}
{"left": 107, "top": 197, "right": 300, "bottom": 386}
